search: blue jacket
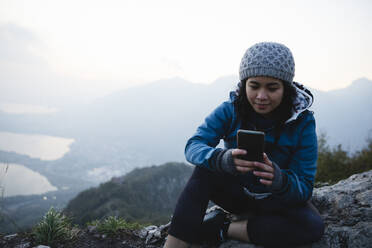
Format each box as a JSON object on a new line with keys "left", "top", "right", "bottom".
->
{"left": 185, "top": 82, "right": 317, "bottom": 205}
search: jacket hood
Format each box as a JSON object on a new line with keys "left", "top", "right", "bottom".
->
{"left": 286, "top": 81, "right": 313, "bottom": 123}
{"left": 231, "top": 81, "right": 314, "bottom": 123}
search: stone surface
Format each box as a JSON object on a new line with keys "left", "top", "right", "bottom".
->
{"left": 135, "top": 222, "right": 171, "bottom": 245}
{"left": 15, "top": 242, "right": 30, "bottom": 248}
{"left": 87, "top": 225, "right": 97, "bottom": 233}
{"left": 4, "top": 234, "right": 18, "bottom": 240}
{"left": 310, "top": 170, "right": 372, "bottom": 248}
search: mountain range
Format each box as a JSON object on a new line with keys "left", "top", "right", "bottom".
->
{"left": 0, "top": 76, "right": 371, "bottom": 187}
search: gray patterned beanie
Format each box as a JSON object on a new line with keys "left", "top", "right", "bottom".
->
{"left": 239, "top": 42, "right": 295, "bottom": 84}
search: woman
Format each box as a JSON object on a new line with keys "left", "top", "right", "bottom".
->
{"left": 164, "top": 42, "right": 324, "bottom": 247}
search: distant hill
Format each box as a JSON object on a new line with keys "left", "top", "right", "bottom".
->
{"left": 311, "top": 77, "right": 372, "bottom": 150}
{"left": 63, "top": 162, "right": 193, "bottom": 225}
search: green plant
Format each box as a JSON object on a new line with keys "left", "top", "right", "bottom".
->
{"left": 92, "top": 216, "right": 144, "bottom": 237}
{"left": 315, "top": 132, "right": 372, "bottom": 184}
{"left": 32, "top": 207, "right": 77, "bottom": 247}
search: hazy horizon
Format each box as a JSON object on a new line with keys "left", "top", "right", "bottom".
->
{"left": 0, "top": 75, "right": 370, "bottom": 114}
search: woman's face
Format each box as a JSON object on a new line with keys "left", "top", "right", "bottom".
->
{"left": 245, "top": 76, "right": 284, "bottom": 117}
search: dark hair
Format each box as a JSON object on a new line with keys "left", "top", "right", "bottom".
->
{"left": 233, "top": 79, "right": 297, "bottom": 127}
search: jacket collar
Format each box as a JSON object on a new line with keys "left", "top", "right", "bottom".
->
{"left": 285, "top": 81, "right": 314, "bottom": 123}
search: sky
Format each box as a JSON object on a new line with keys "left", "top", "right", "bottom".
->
{"left": 0, "top": 0, "right": 371, "bottom": 109}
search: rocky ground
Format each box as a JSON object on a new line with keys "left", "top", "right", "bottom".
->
{"left": 310, "top": 170, "right": 372, "bottom": 248}
{"left": 1, "top": 170, "right": 371, "bottom": 248}
{"left": 0, "top": 229, "right": 163, "bottom": 248}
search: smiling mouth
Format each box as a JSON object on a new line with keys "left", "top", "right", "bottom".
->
{"left": 255, "top": 103, "right": 270, "bottom": 109}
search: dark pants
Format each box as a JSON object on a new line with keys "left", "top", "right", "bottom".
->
{"left": 168, "top": 166, "right": 324, "bottom": 247}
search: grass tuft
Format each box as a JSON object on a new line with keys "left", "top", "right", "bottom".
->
{"left": 88, "top": 216, "right": 145, "bottom": 237}
{"left": 32, "top": 207, "right": 78, "bottom": 247}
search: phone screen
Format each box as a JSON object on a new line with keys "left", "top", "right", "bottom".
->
{"left": 237, "top": 129, "right": 265, "bottom": 162}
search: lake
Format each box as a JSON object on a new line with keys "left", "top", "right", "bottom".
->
{"left": 0, "top": 131, "right": 75, "bottom": 196}
{"left": 0, "top": 132, "right": 74, "bottom": 161}
{"left": 0, "top": 103, "right": 58, "bottom": 114}
{"left": 0, "top": 163, "right": 57, "bottom": 197}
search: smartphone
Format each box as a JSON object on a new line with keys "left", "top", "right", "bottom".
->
{"left": 237, "top": 129, "right": 265, "bottom": 162}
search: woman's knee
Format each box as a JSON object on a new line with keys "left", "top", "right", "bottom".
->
{"left": 300, "top": 207, "right": 325, "bottom": 243}
{"left": 184, "top": 166, "right": 227, "bottom": 194}
{"left": 168, "top": 167, "right": 225, "bottom": 244}
{"left": 172, "top": 166, "right": 222, "bottom": 217}
{"left": 308, "top": 213, "right": 325, "bottom": 242}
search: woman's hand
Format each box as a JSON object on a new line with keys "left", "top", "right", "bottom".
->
{"left": 232, "top": 150, "right": 275, "bottom": 186}
{"left": 217, "top": 149, "right": 284, "bottom": 189}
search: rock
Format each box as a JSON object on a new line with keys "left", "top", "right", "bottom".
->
{"left": 87, "top": 225, "right": 97, "bottom": 233}
{"left": 356, "top": 189, "right": 372, "bottom": 206}
{"left": 137, "top": 228, "right": 149, "bottom": 239}
{"left": 4, "top": 233, "right": 18, "bottom": 240}
{"left": 15, "top": 242, "right": 30, "bottom": 248}
{"left": 310, "top": 170, "right": 372, "bottom": 247}
{"left": 312, "top": 170, "right": 372, "bottom": 225}
{"left": 136, "top": 222, "right": 171, "bottom": 244}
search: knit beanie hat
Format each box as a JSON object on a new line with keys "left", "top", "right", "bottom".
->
{"left": 239, "top": 42, "right": 295, "bottom": 84}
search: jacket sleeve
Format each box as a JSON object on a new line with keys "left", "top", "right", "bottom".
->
{"left": 185, "top": 101, "right": 234, "bottom": 171}
{"left": 271, "top": 112, "right": 318, "bottom": 204}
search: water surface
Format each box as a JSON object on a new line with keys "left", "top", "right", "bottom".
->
{"left": 0, "top": 103, "right": 58, "bottom": 114}
{"left": 0, "top": 163, "right": 57, "bottom": 197}
{"left": 0, "top": 132, "right": 74, "bottom": 160}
